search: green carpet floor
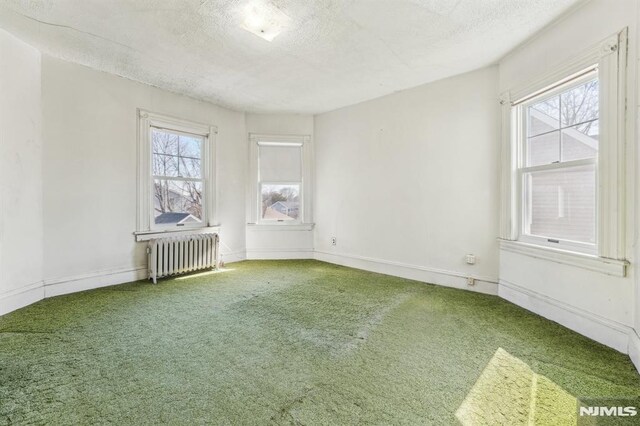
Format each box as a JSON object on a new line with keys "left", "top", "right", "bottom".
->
{"left": 1, "top": 260, "right": 639, "bottom": 425}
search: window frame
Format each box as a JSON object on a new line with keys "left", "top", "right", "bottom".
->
{"left": 248, "top": 134, "right": 312, "bottom": 226}
{"left": 499, "top": 29, "right": 628, "bottom": 264}
{"left": 136, "top": 109, "right": 217, "bottom": 235}
{"left": 514, "top": 69, "right": 600, "bottom": 255}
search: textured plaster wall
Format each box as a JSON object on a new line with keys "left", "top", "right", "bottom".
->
{"left": 0, "top": 29, "right": 43, "bottom": 313}
{"left": 314, "top": 66, "right": 500, "bottom": 286}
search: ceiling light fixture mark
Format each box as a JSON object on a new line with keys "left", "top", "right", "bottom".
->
{"left": 241, "top": 1, "right": 290, "bottom": 42}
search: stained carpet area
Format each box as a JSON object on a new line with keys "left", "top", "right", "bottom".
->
{"left": 1, "top": 260, "right": 639, "bottom": 425}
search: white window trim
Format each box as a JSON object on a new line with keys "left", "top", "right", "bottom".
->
{"left": 134, "top": 226, "right": 221, "bottom": 242}
{"left": 135, "top": 109, "right": 218, "bottom": 239}
{"left": 499, "top": 29, "right": 628, "bottom": 271}
{"left": 248, "top": 133, "right": 313, "bottom": 227}
{"left": 246, "top": 223, "right": 314, "bottom": 231}
{"left": 499, "top": 240, "right": 627, "bottom": 277}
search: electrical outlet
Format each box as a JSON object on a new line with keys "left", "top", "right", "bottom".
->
{"left": 331, "top": 237, "right": 337, "bottom": 246}
{"left": 465, "top": 254, "right": 476, "bottom": 265}
{"left": 466, "top": 277, "right": 475, "bottom": 286}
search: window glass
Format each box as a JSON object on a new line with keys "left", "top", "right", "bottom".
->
{"left": 151, "top": 128, "right": 205, "bottom": 227}
{"left": 561, "top": 121, "right": 598, "bottom": 162}
{"left": 525, "top": 78, "right": 598, "bottom": 167}
{"left": 519, "top": 71, "right": 598, "bottom": 249}
{"left": 528, "top": 97, "right": 559, "bottom": 137}
{"left": 261, "top": 184, "right": 300, "bottom": 221}
{"left": 527, "top": 132, "right": 560, "bottom": 166}
{"left": 523, "top": 164, "right": 596, "bottom": 244}
{"left": 560, "top": 79, "right": 599, "bottom": 127}
{"left": 154, "top": 179, "right": 203, "bottom": 225}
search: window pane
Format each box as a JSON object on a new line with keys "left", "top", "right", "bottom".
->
{"left": 561, "top": 78, "right": 598, "bottom": 127}
{"left": 261, "top": 184, "right": 300, "bottom": 221}
{"left": 152, "top": 129, "right": 180, "bottom": 177}
{"left": 152, "top": 129, "right": 179, "bottom": 156}
{"left": 179, "top": 156, "right": 201, "bottom": 179}
{"left": 179, "top": 135, "right": 202, "bottom": 159}
{"left": 154, "top": 179, "right": 203, "bottom": 225}
{"left": 523, "top": 164, "right": 596, "bottom": 244}
{"left": 527, "top": 131, "right": 559, "bottom": 166}
{"left": 153, "top": 154, "right": 179, "bottom": 177}
{"left": 561, "top": 120, "right": 598, "bottom": 162}
{"left": 528, "top": 96, "right": 559, "bottom": 137}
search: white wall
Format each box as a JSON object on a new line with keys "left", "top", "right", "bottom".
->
{"left": 632, "top": 0, "right": 640, "bottom": 368}
{"left": 498, "top": 0, "right": 638, "bottom": 355}
{"left": 0, "top": 29, "right": 43, "bottom": 314}
{"left": 41, "top": 57, "right": 248, "bottom": 295}
{"left": 244, "top": 113, "right": 314, "bottom": 259}
{"left": 313, "top": 66, "right": 500, "bottom": 294}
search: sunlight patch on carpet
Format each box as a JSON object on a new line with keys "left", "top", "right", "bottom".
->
{"left": 175, "top": 268, "right": 235, "bottom": 280}
{"left": 456, "top": 348, "right": 578, "bottom": 425}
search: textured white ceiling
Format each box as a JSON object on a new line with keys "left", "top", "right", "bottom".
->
{"left": 0, "top": 0, "right": 583, "bottom": 113}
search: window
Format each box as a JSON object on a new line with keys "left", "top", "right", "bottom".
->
{"left": 500, "top": 30, "right": 627, "bottom": 262}
{"left": 152, "top": 129, "right": 205, "bottom": 226}
{"left": 137, "top": 110, "right": 217, "bottom": 234}
{"left": 518, "top": 70, "right": 599, "bottom": 253}
{"left": 249, "top": 134, "right": 312, "bottom": 225}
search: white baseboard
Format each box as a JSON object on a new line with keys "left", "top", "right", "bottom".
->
{"left": 314, "top": 250, "right": 498, "bottom": 295}
{"left": 246, "top": 248, "right": 314, "bottom": 260}
{"left": 499, "top": 279, "right": 632, "bottom": 353}
{"left": 44, "top": 266, "right": 148, "bottom": 298}
{"left": 628, "top": 331, "right": 640, "bottom": 373}
{"left": 220, "top": 250, "right": 246, "bottom": 264}
{"left": 0, "top": 281, "right": 45, "bottom": 316}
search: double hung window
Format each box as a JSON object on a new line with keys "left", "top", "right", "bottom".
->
{"left": 136, "top": 110, "right": 216, "bottom": 234}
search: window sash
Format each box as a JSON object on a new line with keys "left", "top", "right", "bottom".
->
{"left": 515, "top": 71, "right": 600, "bottom": 254}
{"left": 150, "top": 171, "right": 208, "bottom": 231}
{"left": 519, "top": 157, "right": 595, "bottom": 174}
{"left": 151, "top": 175, "right": 204, "bottom": 182}
{"left": 152, "top": 178, "right": 206, "bottom": 229}
{"left": 511, "top": 65, "right": 598, "bottom": 106}
{"left": 147, "top": 119, "right": 211, "bottom": 231}
{"left": 517, "top": 160, "right": 597, "bottom": 254}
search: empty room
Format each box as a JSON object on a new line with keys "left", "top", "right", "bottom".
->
{"left": 1, "top": 0, "right": 640, "bottom": 424}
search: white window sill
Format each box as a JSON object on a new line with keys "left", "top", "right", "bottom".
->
{"left": 499, "top": 239, "right": 628, "bottom": 277}
{"left": 134, "top": 225, "right": 221, "bottom": 242}
{"left": 247, "top": 223, "right": 315, "bottom": 231}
